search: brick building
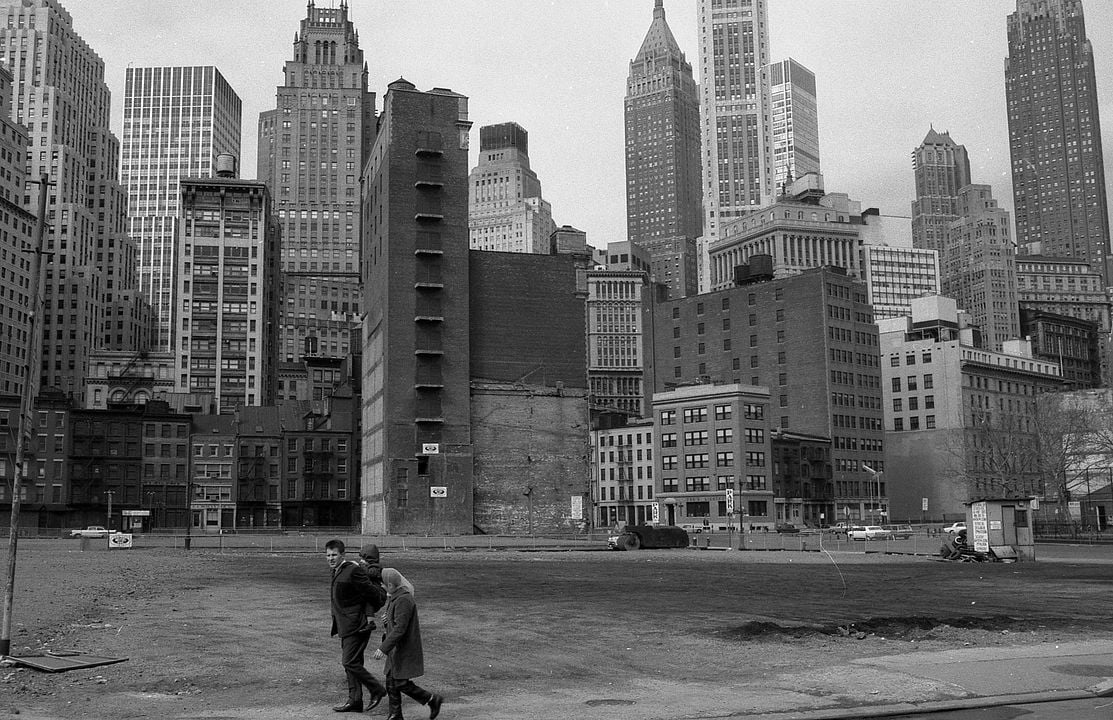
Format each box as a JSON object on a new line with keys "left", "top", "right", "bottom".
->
{"left": 652, "top": 383, "right": 774, "bottom": 531}
{"left": 469, "top": 251, "right": 591, "bottom": 535}
{"left": 361, "top": 80, "right": 475, "bottom": 535}
{"left": 651, "top": 266, "right": 885, "bottom": 524}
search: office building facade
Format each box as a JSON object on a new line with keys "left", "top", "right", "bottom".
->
{"left": 942, "top": 184, "right": 1020, "bottom": 352}
{"left": 652, "top": 266, "right": 885, "bottom": 525}
{"left": 764, "top": 58, "right": 820, "bottom": 195}
{"left": 0, "top": 64, "right": 35, "bottom": 399}
{"left": 176, "top": 170, "right": 280, "bottom": 414}
{"left": 0, "top": 0, "right": 135, "bottom": 399}
{"left": 468, "top": 122, "right": 555, "bottom": 254}
{"left": 257, "top": 1, "right": 374, "bottom": 363}
{"left": 122, "top": 66, "right": 242, "bottom": 351}
{"left": 697, "top": 0, "right": 772, "bottom": 290}
{"left": 879, "top": 296, "right": 1064, "bottom": 520}
{"left": 1006, "top": 0, "right": 1110, "bottom": 278}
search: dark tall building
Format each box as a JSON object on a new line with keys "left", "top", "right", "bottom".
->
{"left": 361, "top": 80, "right": 475, "bottom": 535}
{"left": 1006, "top": 0, "right": 1110, "bottom": 278}
{"left": 625, "top": 0, "right": 701, "bottom": 297}
{"left": 911, "top": 128, "right": 971, "bottom": 256}
{"left": 257, "top": 0, "right": 375, "bottom": 363}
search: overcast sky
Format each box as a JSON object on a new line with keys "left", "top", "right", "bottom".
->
{"left": 61, "top": 0, "right": 1113, "bottom": 249}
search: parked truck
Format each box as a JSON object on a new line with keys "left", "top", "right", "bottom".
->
{"left": 608, "top": 524, "right": 690, "bottom": 551}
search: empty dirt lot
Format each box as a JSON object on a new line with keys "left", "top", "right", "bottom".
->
{"left": 2, "top": 540, "right": 1112, "bottom": 719}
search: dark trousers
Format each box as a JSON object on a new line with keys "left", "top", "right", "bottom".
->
{"left": 340, "top": 630, "right": 386, "bottom": 702}
{"left": 386, "top": 667, "right": 433, "bottom": 716}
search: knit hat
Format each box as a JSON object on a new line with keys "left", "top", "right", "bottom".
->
{"left": 359, "top": 544, "right": 381, "bottom": 564}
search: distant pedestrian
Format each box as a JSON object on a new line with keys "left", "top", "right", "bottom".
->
{"left": 373, "top": 568, "right": 443, "bottom": 720}
{"left": 325, "top": 539, "right": 387, "bottom": 713}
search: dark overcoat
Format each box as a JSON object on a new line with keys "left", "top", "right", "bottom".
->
{"left": 330, "top": 560, "right": 385, "bottom": 638}
{"left": 378, "top": 587, "right": 424, "bottom": 679}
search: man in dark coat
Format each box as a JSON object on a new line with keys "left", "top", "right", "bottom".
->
{"left": 373, "top": 568, "right": 443, "bottom": 720}
{"left": 326, "top": 539, "right": 387, "bottom": 713}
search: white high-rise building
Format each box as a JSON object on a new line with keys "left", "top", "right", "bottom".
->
{"left": 122, "top": 66, "right": 242, "bottom": 351}
{"left": 764, "top": 58, "right": 820, "bottom": 197}
{"left": 468, "top": 122, "right": 555, "bottom": 254}
{"left": 697, "top": 0, "right": 772, "bottom": 291}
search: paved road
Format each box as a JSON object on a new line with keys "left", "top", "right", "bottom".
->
{"left": 890, "top": 697, "right": 1113, "bottom": 719}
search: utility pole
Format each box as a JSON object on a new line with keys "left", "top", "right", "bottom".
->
{"left": 1, "top": 174, "right": 50, "bottom": 658}
{"left": 105, "top": 490, "right": 114, "bottom": 531}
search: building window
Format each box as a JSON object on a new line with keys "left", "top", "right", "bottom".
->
{"left": 716, "top": 452, "right": 734, "bottom": 467}
{"left": 660, "top": 410, "right": 675, "bottom": 425}
{"left": 715, "top": 428, "right": 733, "bottom": 443}
{"left": 892, "top": 377, "right": 901, "bottom": 392}
{"left": 923, "top": 374, "right": 933, "bottom": 389}
{"left": 907, "top": 376, "right": 918, "bottom": 391}
{"left": 894, "top": 418, "right": 904, "bottom": 431}
{"left": 661, "top": 433, "right": 677, "bottom": 448}
{"left": 682, "top": 407, "right": 707, "bottom": 423}
{"left": 714, "top": 404, "right": 732, "bottom": 420}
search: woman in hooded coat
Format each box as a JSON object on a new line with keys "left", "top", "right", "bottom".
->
{"left": 373, "top": 568, "right": 442, "bottom": 720}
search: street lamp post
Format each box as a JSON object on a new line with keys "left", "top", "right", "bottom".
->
{"left": 863, "top": 464, "right": 882, "bottom": 524}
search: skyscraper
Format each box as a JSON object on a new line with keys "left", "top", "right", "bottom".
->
{"left": 0, "top": 0, "right": 135, "bottom": 398}
{"left": 625, "top": 0, "right": 701, "bottom": 296}
{"left": 468, "top": 122, "right": 555, "bottom": 254}
{"left": 0, "top": 64, "right": 35, "bottom": 399}
{"left": 697, "top": 0, "right": 772, "bottom": 291}
{"left": 258, "top": 0, "right": 374, "bottom": 363}
{"left": 1006, "top": 0, "right": 1110, "bottom": 278}
{"left": 764, "top": 58, "right": 820, "bottom": 196}
{"left": 911, "top": 128, "right": 972, "bottom": 256}
{"left": 122, "top": 66, "right": 242, "bottom": 351}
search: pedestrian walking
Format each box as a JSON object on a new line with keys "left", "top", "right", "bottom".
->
{"left": 325, "top": 539, "right": 388, "bottom": 713}
{"left": 373, "top": 568, "right": 443, "bottom": 720}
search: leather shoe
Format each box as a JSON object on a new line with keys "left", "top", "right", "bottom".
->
{"left": 427, "top": 693, "right": 443, "bottom": 720}
{"left": 333, "top": 700, "right": 364, "bottom": 713}
{"left": 365, "top": 687, "right": 386, "bottom": 710}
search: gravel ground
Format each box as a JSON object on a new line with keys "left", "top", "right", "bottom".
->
{"left": 2, "top": 540, "right": 1112, "bottom": 720}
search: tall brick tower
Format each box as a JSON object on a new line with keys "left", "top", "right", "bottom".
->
{"left": 360, "top": 81, "right": 473, "bottom": 535}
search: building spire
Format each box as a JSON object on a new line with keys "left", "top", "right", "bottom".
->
{"left": 654, "top": 0, "right": 665, "bottom": 20}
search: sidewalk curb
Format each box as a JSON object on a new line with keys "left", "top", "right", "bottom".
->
{"left": 736, "top": 686, "right": 1109, "bottom": 719}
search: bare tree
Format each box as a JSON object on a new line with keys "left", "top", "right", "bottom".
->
{"left": 1031, "top": 391, "right": 1108, "bottom": 522}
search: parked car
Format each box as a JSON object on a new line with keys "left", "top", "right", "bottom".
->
{"left": 69, "top": 526, "right": 114, "bottom": 538}
{"left": 848, "top": 525, "right": 892, "bottom": 541}
{"left": 775, "top": 523, "right": 801, "bottom": 534}
{"left": 884, "top": 524, "right": 915, "bottom": 539}
{"left": 944, "top": 522, "right": 967, "bottom": 534}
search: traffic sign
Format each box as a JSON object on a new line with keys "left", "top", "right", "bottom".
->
{"left": 429, "top": 486, "right": 447, "bottom": 498}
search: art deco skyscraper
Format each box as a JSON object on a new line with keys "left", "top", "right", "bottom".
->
{"left": 1006, "top": 0, "right": 1110, "bottom": 278}
{"left": 625, "top": 0, "right": 701, "bottom": 297}
{"left": 0, "top": 0, "right": 135, "bottom": 398}
{"left": 697, "top": 0, "right": 772, "bottom": 290}
{"left": 258, "top": 0, "right": 375, "bottom": 363}
{"left": 122, "top": 66, "right": 242, "bottom": 351}
{"left": 468, "top": 122, "right": 555, "bottom": 254}
{"left": 911, "top": 128, "right": 972, "bottom": 256}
